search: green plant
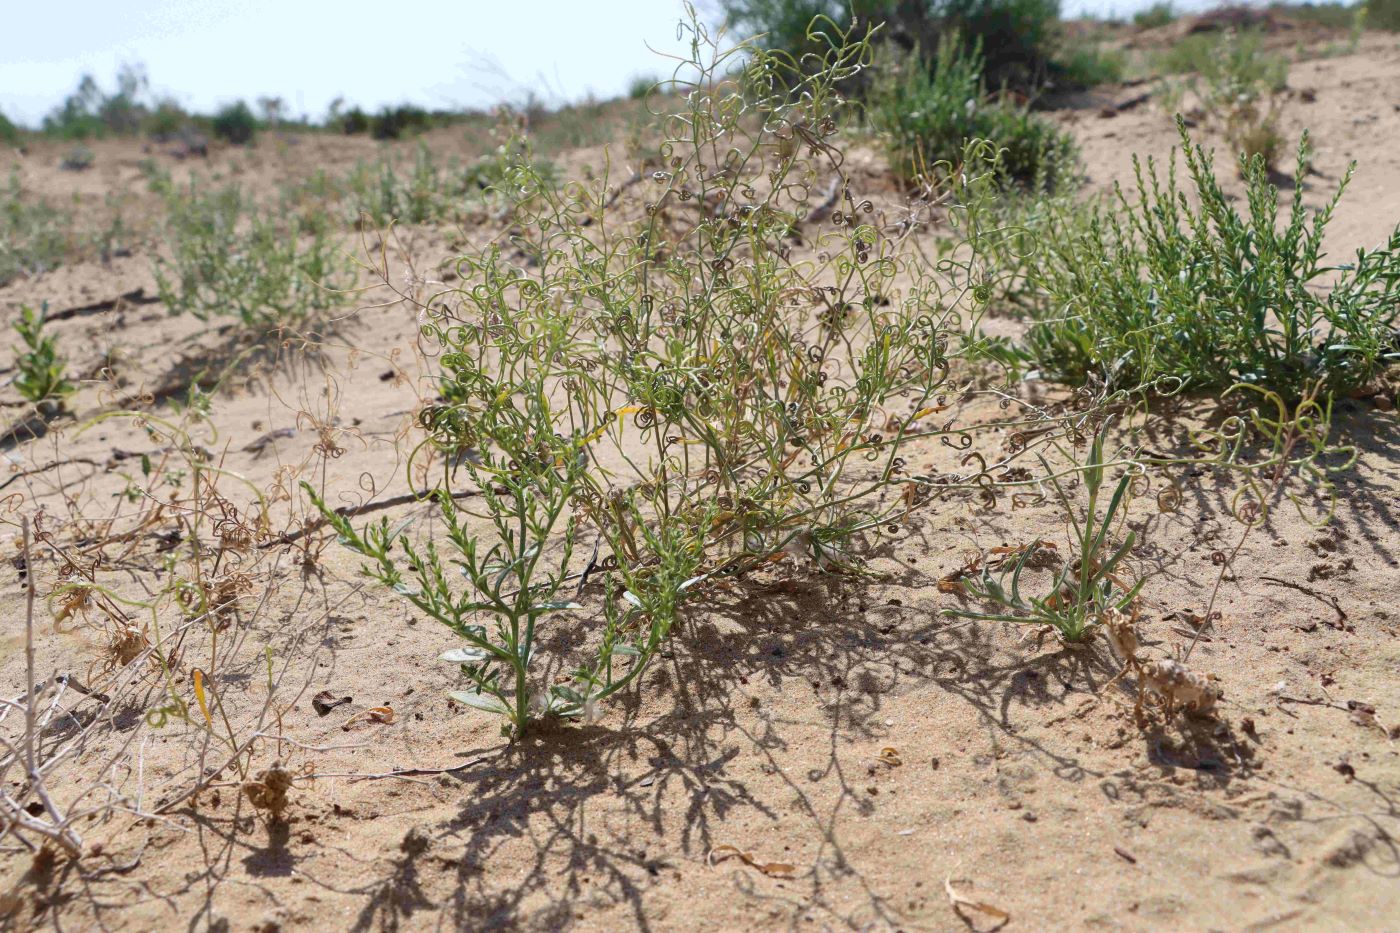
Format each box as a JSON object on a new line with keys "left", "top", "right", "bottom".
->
{"left": 1022, "top": 120, "right": 1400, "bottom": 398}
{"left": 146, "top": 99, "right": 188, "bottom": 140}
{"left": 627, "top": 74, "right": 658, "bottom": 99}
{"left": 41, "top": 64, "right": 150, "bottom": 139}
{"left": 1158, "top": 27, "right": 1288, "bottom": 90}
{"left": 1186, "top": 29, "right": 1288, "bottom": 169}
{"left": 340, "top": 107, "right": 370, "bottom": 134}
{"left": 1055, "top": 42, "right": 1127, "bottom": 86}
{"left": 722, "top": 0, "right": 1063, "bottom": 93}
{"left": 11, "top": 304, "right": 76, "bottom": 409}
{"left": 153, "top": 181, "right": 349, "bottom": 331}
{"left": 1369, "top": 0, "right": 1400, "bottom": 29}
{"left": 313, "top": 11, "right": 997, "bottom": 736}
{"left": 371, "top": 104, "right": 432, "bottom": 140}
{"left": 1134, "top": 1, "right": 1176, "bottom": 27}
{"left": 60, "top": 144, "right": 95, "bottom": 171}
{"left": 867, "top": 37, "right": 1077, "bottom": 187}
{"left": 211, "top": 101, "right": 257, "bottom": 144}
{"left": 944, "top": 422, "right": 1142, "bottom": 642}
{"left": 0, "top": 172, "right": 73, "bottom": 286}
{"left": 0, "top": 109, "right": 20, "bottom": 147}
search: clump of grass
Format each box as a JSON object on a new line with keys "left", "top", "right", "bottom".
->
{"left": 11, "top": 304, "right": 75, "bottom": 411}
{"left": 1022, "top": 120, "right": 1400, "bottom": 399}
{"left": 153, "top": 181, "right": 350, "bottom": 331}
{"left": 867, "top": 36, "right": 1077, "bottom": 187}
{"left": 1055, "top": 42, "right": 1127, "bottom": 87}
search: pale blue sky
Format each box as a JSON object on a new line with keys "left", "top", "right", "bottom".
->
{"left": 0, "top": 0, "right": 1232, "bottom": 126}
{"left": 0, "top": 0, "right": 709, "bottom": 125}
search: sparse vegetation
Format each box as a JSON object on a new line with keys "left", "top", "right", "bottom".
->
{"left": 2, "top": 6, "right": 1399, "bottom": 928}
{"left": 153, "top": 180, "right": 349, "bottom": 331}
{"left": 0, "top": 172, "right": 73, "bottom": 285}
{"left": 0, "top": 109, "right": 20, "bottom": 146}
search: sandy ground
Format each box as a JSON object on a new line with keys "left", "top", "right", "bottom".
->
{"left": 1, "top": 29, "right": 1399, "bottom": 933}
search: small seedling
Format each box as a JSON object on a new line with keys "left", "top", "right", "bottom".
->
{"left": 944, "top": 423, "right": 1143, "bottom": 643}
{"left": 11, "top": 304, "right": 75, "bottom": 412}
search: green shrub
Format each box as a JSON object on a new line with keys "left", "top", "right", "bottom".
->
{"left": 370, "top": 105, "right": 432, "bottom": 140}
{"left": 627, "top": 74, "right": 658, "bottom": 99}
{"left": 1055, "top": 42, "right": 1126, "bottom": 86}
{"left": 1022, "top": 121, "right": 1400, "bottom": 398}
{"left": 340, "top": 107, "right": 370, "bottom": 134}
{"left": 1369, "top": 0, "right": 1400, "bottom": 28}
{"left": 867, "top": 38, "right": 1076, "bottom": 186}
{"left": 42, "top": 65, "right": 149, "bottom": 139}
{"left": 153, "top": 182, "right": 349, "bottom": 330}
{"left": 0, "top": 110, "right": 20, "bottom": 147}
{"left": 211, "top": 101, "right": 257, "bottom": 144}
{"left": 721, "top": 0, "right": 1062, "bottom": 94}
{"left": 1133, "top": 1, "right": 1176, "bottom": 27}
{"left": 146, "top": 99, "right": 188, "bottom": 140}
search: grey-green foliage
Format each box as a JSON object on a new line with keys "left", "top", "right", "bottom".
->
{"left": 314, "top": 12, "right": 994, "bottom": 735}
{"left": 153, "top": 181, "right": 350, "bottom": 330}
{"left": 1, "top": 173, "right": 73, "bottom": 286}
{"left": 1022, "top": 120, "right": 1400, "bottom": 398}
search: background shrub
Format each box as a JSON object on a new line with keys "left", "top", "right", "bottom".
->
{"left": 0, "top": 110, "right": 20, "bottom": 147}
{"left": 1364, "top": 0, "right": 1400, "bottom": 29}
{"left": 211, "top": 100, "right": 258, "bottom": 144}
{"left": 867, "top": 38, "right": 1076, "bottom": 186}
{"left": 720, "top": 0, "right": 1063, "bottom": 94}
{"left": 1133, "top": 1, "right": 1176, "bottom": 28}
{"left": 370, "top": 105, "right": 432, "bottom": 140}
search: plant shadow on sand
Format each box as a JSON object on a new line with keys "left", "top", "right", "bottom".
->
{"left": 316, "top": 557, "right": 1264, "bottom": 931}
